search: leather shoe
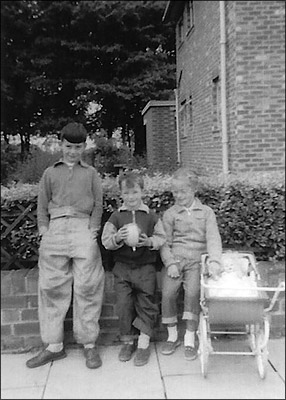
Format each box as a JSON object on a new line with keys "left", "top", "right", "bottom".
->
{"left": 84, "top": 347, "right": 102, "bottom": 369}
{"left": 26, "top": 349, "right": 67, "bottom": 368}
{"left": 119, "top": 343, "right": 136, "bottom": 362}
{"left": 161, "top": 339, "right": 181, "bottom": 355}
{"left": 134, "top": 347, "right": 151, "bottom": 366}
{"left": 184, "top": 345, "right": 198, "bottom": 361}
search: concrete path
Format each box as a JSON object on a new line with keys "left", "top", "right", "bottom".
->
{"left": 1, "top": 338, "right": 285, "bottom": 399}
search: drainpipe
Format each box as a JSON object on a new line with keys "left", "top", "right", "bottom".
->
{"left": 219, "top": 1, "right": 229, "bottom": 182}
{"left": 174, "top": 88, "right": 181, "bottom": 165}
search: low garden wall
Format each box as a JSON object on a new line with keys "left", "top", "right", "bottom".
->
{"left": 1, "top": 260, "right": 285, "bottom": 353}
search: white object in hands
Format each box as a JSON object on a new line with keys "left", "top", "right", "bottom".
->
{"left": 125, "top": 223, "right": 140, "bottom": 251}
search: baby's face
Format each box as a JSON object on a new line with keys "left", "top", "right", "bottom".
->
{"left": 224, "top": 262, "right": 236, "bottom": 273}
{"left": 222, "top": 256, "right": 249, "bottom": 277}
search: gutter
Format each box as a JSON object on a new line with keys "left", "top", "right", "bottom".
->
{"left": 174, "top": 88, "right": 181, "bottom": 165}
{"left": 219, "top": 1, "right": 229, "bottom": 181}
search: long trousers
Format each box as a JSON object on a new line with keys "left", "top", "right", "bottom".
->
{"left": 113, "top": 262, "right": 159, "bottom": 341}
{"left": 38, "top": 217, "right": 105, "bottom": 345}
{"left": 161, "top": 258, "right": 200, "bottom": 331}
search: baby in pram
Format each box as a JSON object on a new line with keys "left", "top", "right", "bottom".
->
{"left": 207, "top": 252, "right": 258, "bottom": 297}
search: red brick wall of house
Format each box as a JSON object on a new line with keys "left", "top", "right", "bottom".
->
{"left": 229, "top": 1, "right": 285, "bottom": 172}
{"left": 176, "top": 0, "right": 285, "bottom": 174}
{"left": 142, "top": 101, "right": 177, "bottom": 172}
{"left": 177, "top": 1, "right": 222, "bottom": 175}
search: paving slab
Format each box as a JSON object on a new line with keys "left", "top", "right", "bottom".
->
{"left": 1, "top": 387, "right": 45, "bottom": 399}
{"left": 156, "top": 338, "right": 285, "bottom": 400}
{"left": 268, "top": 338, "right": 285, "bottom": 380}
{"left": 44, "top": 344, "right": 165, "bottom": 399}
{"left": 1, "top": 353, "right": 50, "bottom": 389}
{"left": 163, "top": 369, "right": 285, "bottom": 399}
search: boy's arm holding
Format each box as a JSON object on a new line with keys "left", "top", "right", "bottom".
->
{"left": 205, "top": 207, "right": 224, "bottom": 279}
{"left": 137, "top": 216, "right": 166, "bottom": 250}
{"left": 101, "top": 218, "right": 126, "bottom": 250}
{"left": 89, "top": 169, "right": 103, "bottom": 239}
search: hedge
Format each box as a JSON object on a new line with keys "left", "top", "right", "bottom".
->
{"left": 1, "top": 171, "right": 285, "bottom": 270}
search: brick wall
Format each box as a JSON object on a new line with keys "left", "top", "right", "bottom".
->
{"left": 230, "top": 1, "right": 285, "bottom": 172}
{"left": 175, "top": 0, "right": 285, "bottom": 174}
{"left": 1, "top": 261, "right": 285, "bottom": 352}
{"left": 142, "top": 101, "right": 177, "bottom": 171}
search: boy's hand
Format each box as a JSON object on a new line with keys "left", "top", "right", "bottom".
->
{"left": 208, "top": 260, "right": 223, "bottom": 280}
{"left": 115, "top": 225, "right": 129, "bottom": 244}
{"left": 167, "top": 264, "right": 180, "bottom": 279}
{"left": 137, "top": 232, "right": 152, "bottom": 247}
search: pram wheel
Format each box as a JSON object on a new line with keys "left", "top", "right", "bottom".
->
{"left": 255, "top": 317, "right": 269, "bottom": 379}
{"left": 198, "top": 313, "right": 210, "bottom": 378}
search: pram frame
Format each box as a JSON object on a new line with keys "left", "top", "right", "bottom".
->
{"left": 198, "top": 250, "right": 285, "bottom": 379}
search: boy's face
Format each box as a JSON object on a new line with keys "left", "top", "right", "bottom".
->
{"left": 61, "top": 139, "right": 86, "bottom": 164}
{"left": 171, "top": 178, "right": 195, "bottom": 208}
{"left": 120, "top": 181, "right": 143, "bottom": 211}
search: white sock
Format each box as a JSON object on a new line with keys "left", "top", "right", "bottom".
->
{"left": 167, "top": 325, "right": 178, "bottom": 342}
{"left": 84, "top": 343, "right": 95, "bottom": 349}
{"left": 47, "top": 343, "right": 63, "bottom": 353}
{"left": 137, "top": 332, "right": 150, "bottom": 349}
{"left": 184, "top": 330, "right": 195, "bottom": 347}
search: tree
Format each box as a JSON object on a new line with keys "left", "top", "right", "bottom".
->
{"left": 1, "top": 1, "right": 176, "bottom": 156}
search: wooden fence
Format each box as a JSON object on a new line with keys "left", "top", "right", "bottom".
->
{"left": 1, "top": 200, "right": 39, "bottom": 270}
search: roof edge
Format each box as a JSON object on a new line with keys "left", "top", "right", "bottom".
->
{"left": 141, "top": 100, "right": 176, "bottom": 116}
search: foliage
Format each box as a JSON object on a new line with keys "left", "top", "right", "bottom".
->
{"left": 1, "top": 143, "right": 22, "bottom": 185}
{"left": 84, "top": 138, "right": 136, "bottom": 176}
{"left": 1, "top": 171, "right": 285, "bottom": 270}
{"left": 9, "top": 147, "right": 62, "bottom": 184}
{"left": 1, "top": 0, "right": 176, "bottom": 156}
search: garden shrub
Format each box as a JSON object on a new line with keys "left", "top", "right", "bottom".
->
{"left": 1, "top": 171, "right": 285, "bottom": 270}
{"left": 1, "top": 143, "right": 22, "bottom": 185}
{"left": 10, "top": 147, "right": 62, "bottom": 184}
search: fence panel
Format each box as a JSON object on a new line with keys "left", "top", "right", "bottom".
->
{"left": 1, "top": 200, "right": 39, "bottom": 270}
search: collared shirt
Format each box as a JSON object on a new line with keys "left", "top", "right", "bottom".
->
{"left": 37, "top": 158, "right": 103, "bottom": 231}
{"left": 160, "top": 197, "right": 222, "bottom": 267}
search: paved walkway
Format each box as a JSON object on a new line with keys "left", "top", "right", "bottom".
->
{"left": 1, "top": 338, "right": 285, "bottom": 399}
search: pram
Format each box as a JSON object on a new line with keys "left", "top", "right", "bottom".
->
{"left": 198, "top": 250, "right": 285, "bottom": 379}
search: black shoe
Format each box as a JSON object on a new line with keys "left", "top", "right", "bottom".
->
{"left": 84, "top": 347, "right": 102, "bottom": 369}
{"left": 119, "top": 343, "right": 136, "bottom": 362}
{"left": 134, "top": 347, "right": 151, "bottom": 367}
{"left": 26, "top": 349, "right": 67, "bottom": 368}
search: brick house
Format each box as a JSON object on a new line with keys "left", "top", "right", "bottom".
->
{"left": 159, "top": 0, "right": 285, "bottom": 176}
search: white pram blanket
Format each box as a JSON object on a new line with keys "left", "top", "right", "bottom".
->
{"left": 207, "top": 272, "right": 258, "bottom": 297}
{"left": 207, "top": 252, "right": 258, "bottom": 297}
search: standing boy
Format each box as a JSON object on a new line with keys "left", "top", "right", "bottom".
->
{"left": 26, "top": 122, "right": 105, "bottom": 369}
{"left": 160, "top": 167, "right": 223, "bottom": 360}
{"left": 101, "top": 171, "right": 166, "bottom": 366}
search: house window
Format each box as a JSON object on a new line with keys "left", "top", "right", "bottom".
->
{"left": 212, "top": 76, "right": 221, "bottom": 134}
{"left": 186, "top": 1, "right": 194, "bottom": 34}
